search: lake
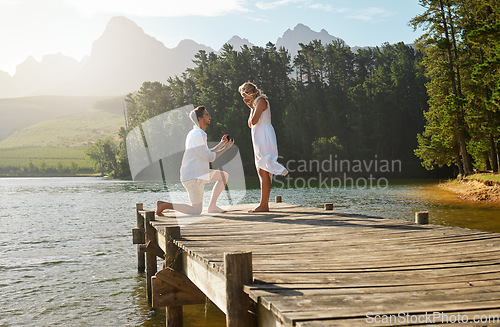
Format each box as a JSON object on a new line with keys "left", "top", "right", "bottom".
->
{"left": 1, "top": 177, "right": 499, "bottom": 326}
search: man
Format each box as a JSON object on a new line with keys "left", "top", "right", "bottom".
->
{"left": 156, "top": 106, "right": 234, "bottom": 216}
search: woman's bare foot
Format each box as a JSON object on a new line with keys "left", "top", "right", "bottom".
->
{"left": 207, "top": 205, "right": 226, "bottom": 213}
{"left": 248, "top": 205, "right": 269, "bottom": 213}
{"left": 156, "top": 200, "right": 172, "bottom": 216}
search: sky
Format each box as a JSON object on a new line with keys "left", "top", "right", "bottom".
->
{"left": 0, "top": 0, "right": 425, "bottom": 76}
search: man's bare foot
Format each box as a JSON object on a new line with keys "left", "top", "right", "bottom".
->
{"left": 156, "top": 200, "right": 172, "bottom": 216}
{"left": 248, "top": 205, "right": 269, "bottom": 213}
{"left": 207, "top": 205, "right": 227, "bottom": 213}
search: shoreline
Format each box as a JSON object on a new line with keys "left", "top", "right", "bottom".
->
{"left": 0, "top": 173, "right": 102, "bottom": 178}
{"left": 439, "top": 178, "right": 500, "bottom": 202}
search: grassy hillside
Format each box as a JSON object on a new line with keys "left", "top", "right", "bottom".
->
{"left": 0, "top": 110, "right": 124, "bottom": 148}
{"left": 0, "top": 95, "right": 124, "bottom": 140}
{"left": 0, "top": 146, "right": 91, "bottom": 170}
{"left": 0, "top": 110, "right": 124, "bottom": 174}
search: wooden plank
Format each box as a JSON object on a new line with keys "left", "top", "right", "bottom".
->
{"left": 248, "top": 260, "right": 500, "bottom": 273}
{"left": 175, "top": 244, "right": 500, "bottom": 260}
{"left": 264, "top": 295, "right": 500, "bottom": 326}
{"left": 171, "top": 251, "right": 500, "bottom": 274}
{"left": 244, "top": 278, "right": 500, "bottom": 294}
{"left": 171, "top": 226, "right": 499, "bottom": 244}
{"left": 247, "top": 253, "right": 500, "bottom": 268}
{"left": 151, "top": 268, "right": 206, "bottom": 307}
{"left": 167, "top": 231, "right": 498, "bottom": 245}
{"left": 246, "top": 279, "right": 500, "bottom": 301}
{"left": 172, "top": 239, "right": 500, "bottom": 252}
{"left": 256, "top": 301, "right": 286, "bottom": 327}
{"left": 296, "top": 308, "right": 500, "bottom": 327}
{"left": 181, "top": 251, "right": 227, "bottom": 314}
{"left": 170, "top": 244, "right": 500, "bottom": 263}
{"left": 195, "top": 251, "right": 500, "bottom": 267}
{"left": 173, "top": 229, "right": 500, "bottom": 243}
{"left": 250, "top": 267, "right": 500, "bottom": 287}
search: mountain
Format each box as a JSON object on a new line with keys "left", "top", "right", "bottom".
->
{"left": 11, "top": 54, "right": 81, "bottom": 96}
{"left": 0, "top": 18, "right": 344, "bottom": 98}
{"left": 72, "top": 16, "right": 171, "bottom": 95}
{"left": 276, "top": 23, "right": 341, "bottom": 57}
{"left": 66, "top": 17, "right": 214, "bottom": 96}
{"left": 0, "top": 17, "right": 214, "bottom": 97}
{"left": 0, "top": 70, "right": 12, "bottom": 96}
{"left": 224, "top": 36, "right": 254, "bottom": 51}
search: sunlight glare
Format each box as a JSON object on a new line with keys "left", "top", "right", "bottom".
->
{"left": 63, "top": 0, "right": 248, "bottom": 17}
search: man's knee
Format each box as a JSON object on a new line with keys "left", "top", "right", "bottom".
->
{"left": 212, "top": 170, "right": 228, "bottom": 183}
{"left": 192, "top": 203, "right": 203, "bottom": 215}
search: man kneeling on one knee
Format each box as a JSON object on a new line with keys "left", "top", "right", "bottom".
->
{"left": 156, "top": 106, "right": 234, "bottom": 216}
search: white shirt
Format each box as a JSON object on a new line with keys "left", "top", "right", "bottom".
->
{"left": 180, "top": 125, "right": 216, "bottom": 182}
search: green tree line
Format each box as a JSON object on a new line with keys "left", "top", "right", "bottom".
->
{"left": 110, "top": 40, "right": 430, "bottom": 178}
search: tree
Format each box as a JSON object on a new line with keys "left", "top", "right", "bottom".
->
{"left": 411, "top": 0, "right": 473, "bottom": 175}
{"left": 84, "top": 137, "right": 118, "bottom": 176}
{"left": 461, "top": 0, "right": 500, "bottom": 171}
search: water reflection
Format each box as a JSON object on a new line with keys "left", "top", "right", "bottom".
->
{"left": 271, "top": 179, "right": 500, "bottom": 233}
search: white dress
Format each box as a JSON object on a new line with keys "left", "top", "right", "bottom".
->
{"left": 251, "top": 96, "right": 288, "bottom": 176}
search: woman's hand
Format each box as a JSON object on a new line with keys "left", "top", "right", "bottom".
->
{"left": 248, "top": 112, "right": 253, "bottom": 128}
{"left": 250, "top": 97, "right": 266, "bottom": 126}
{"left": 243, "top": 98, "right": 253, "bottom": 108}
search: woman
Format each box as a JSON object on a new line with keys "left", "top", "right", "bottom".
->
{"left": 239, "top": 82, "right": 288, "bottom": 212}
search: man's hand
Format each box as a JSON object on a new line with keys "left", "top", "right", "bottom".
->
{"left": 212, "top": 134, "right": 234, "bottom": 154}
{"left": 225, "top": 139, "right": 234, "bottom": 149}
{"left": 221, "top": 134, "right": 235, "bottom": 143}
{"left": 214, "top": 138, "right": 234, "bottom": 160}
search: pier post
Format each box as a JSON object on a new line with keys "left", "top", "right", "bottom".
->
{"left": 415, "top": 211, "right": 429, "bottom": 225}
{"left": 145, "top": 210, "right": 157, "bottom": 305}
{"left": 324, "top": 203, "right": 334, "bottom": 210}
{"left": 225, "top": 251, "right": 255, "bottom": 327}
{"left": 164, "top": 226, "right": 183, "bottom": 327}
{"left": 136, "top": 203, "right": 145, "bottom": 273}
{"left": 275, "top": 195, "right": 282, "bottom": 203}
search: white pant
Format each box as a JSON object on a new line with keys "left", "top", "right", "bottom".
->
{"left": 181, "top": 170, "right": 217, "bottom": 205}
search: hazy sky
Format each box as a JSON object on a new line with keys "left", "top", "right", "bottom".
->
{"left": 0, "top": 0, "right": 425, "bottom": 75}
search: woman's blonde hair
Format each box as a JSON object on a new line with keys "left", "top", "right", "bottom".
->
{"left": 238, "top": 82, "right": 267, "bottom": 103}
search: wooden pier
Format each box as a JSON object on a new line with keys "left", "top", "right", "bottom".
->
{"left": 132, "top": 202, "right": 500, "bottom": 326}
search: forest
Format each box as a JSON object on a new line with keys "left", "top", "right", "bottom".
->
{"left": 88, "top": 0, "right": 499, "bottom": 180}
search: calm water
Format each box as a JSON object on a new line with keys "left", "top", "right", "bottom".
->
{"left": 1, "top": 177, "right": 499, "bottom": 327}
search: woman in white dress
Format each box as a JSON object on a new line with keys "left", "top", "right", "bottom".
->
{"left": 239, "top": 82, "right": 288, "bottom": 212}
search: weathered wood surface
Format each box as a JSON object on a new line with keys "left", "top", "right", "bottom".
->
{"left": 145, "top": 203, "right": 500, "bottom": 326}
